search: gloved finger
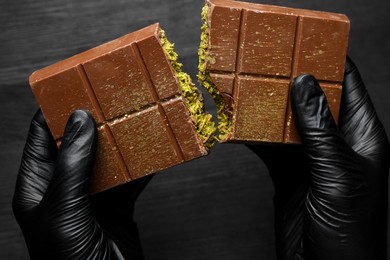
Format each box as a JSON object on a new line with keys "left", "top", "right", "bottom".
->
{"left": 13, "top": 109, "right": 57, "bottom": 213}
{"left": 42, "top": 110, "right": 97, "bottom": 205}
{"left": 339, "top": 56, "right": 389, "bottom": 158}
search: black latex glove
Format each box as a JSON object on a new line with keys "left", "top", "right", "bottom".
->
{"left": 250, "top": 57, "right": 390, "bottom": 260}
{"left": 13, "top": 109, "right": 152, "bottom": 260}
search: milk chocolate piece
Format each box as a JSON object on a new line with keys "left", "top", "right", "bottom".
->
{"left": 199, "top": 0, "right": 349, "bottom": 143}
{"left": 30, "top": 23, "right": 213, "bottom": 193}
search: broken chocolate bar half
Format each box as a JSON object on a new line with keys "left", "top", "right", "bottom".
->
{"left": 198, "top": 0, "right": 350, "bottom": 143}
{"left": 30, "top": 23, "right": 216, "bottom": 193}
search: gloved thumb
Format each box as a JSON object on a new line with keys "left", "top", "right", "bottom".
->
{"left": 291, "top": 74, "right": 362, "bottom": 258}
{"left": 41, "top": 109, "right": 97, "bottom": 213}
{"left": 291, "top": 74, "right": 347, "bottom": 154}
{"left": 290, "top": 74, "right": 361, "bottom": 201}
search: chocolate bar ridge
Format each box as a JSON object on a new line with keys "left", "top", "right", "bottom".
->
{"left": 30, "top": 23, "right": 216, "bottom": 193}
{"left": 198, "top": 0, "right": 350, "bottom": 143}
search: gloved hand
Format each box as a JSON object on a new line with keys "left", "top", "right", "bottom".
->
{"left": 250, "top": 57, "right": 390, "bottom": 260}
{"left": 13, "top": 109, "right": 152, "bottom": 260}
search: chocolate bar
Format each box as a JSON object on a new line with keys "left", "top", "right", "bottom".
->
{"left": 198, "top": 0, "right": 350, "bottom": 143}
{"left": 30, "top": 23, "right": 216, "bottom": 193}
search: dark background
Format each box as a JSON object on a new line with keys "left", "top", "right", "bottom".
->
{"left": 1, "top": 0, "right": 389, "bottom": 259}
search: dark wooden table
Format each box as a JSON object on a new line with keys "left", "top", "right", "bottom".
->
{"left": 1, "top": 0, "right": 389, "bottom": 259}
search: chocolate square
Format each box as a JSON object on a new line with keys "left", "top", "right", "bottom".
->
{"left": 109, "top": 105, "right": 182, "bottom": 180}
{"left": 83, "top": 44, "right": 154, "bottom": 120}
{"left": 240, "top": 10, "right": 297, "bottom": 77}
{"left": 233, "top": 77, "right": 290, "bottom": 142}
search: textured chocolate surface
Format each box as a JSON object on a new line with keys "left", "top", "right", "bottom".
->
{"left": 204, "top": 0, "right": 349, "bottom": 143}
{"left": 30, "top": 23, "right": 207, "bottom": 193}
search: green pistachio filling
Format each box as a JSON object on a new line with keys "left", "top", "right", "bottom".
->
{"left": 197, "top": 4, "right": 232, "bottom": 141}
{"left": 159, "top": 29, "right": 216, "bottom": 149}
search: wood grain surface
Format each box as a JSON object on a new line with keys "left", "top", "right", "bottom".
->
{"left": 1, "top": 0, "right": 389, "bottom": 259}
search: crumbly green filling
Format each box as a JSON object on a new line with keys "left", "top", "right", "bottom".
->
{"left": 197, "top": 4, "right": 231, "bottom": 141}
{"left": 159, "top": 29, "right": 216, "bottom": 149}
